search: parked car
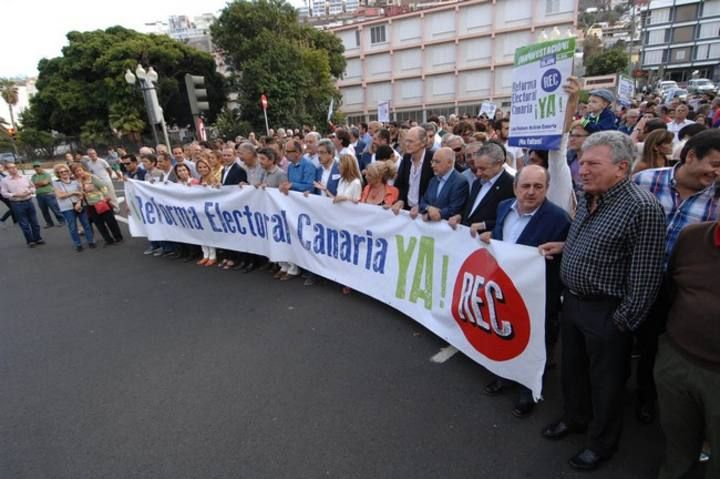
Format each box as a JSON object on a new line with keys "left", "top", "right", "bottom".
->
{"left": 0, "top": 152, "right": 23, "bottom": 164}
{"left": 657, "top": 80, "right": 679, "bottom": 95}
{"left": 664, "top": 88, "right": 689, "bottom": 104}
{"left": 687, "top": 78, "right": 717, "bottom": 94}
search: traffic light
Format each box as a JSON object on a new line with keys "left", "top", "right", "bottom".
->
{"left": 184, "top": 74, "right": 210, "bottom": 116}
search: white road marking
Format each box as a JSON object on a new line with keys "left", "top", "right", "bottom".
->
{"left": 430, "top": 345, "right": 458, "bottom": 364}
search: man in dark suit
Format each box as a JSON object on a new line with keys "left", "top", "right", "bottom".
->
{"left": 392, "top": 126, "right": 435, "bottom": 213}
{"left": 479, "top": 165, "right": 571, "bottom": 418}
{"left": 313, "top": 139, "right": 341, "bottom": 196}
{"left": 448, "top": 142, "right": 514, "bottom": 232}
{"left": 220, "top": 147, "right": 247, "bottom": 186}
{"left": 411, "top": 147, "right": 469, "bottom": 221}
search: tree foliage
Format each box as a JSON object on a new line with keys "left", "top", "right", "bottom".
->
{"left": 26, "top": 27, "right": 225, "bottom": 139}
{"left": 585, "top": 47, "right": 629, "bottom": 76}
{"left": 211, "top": 0, "right": 345, "bottom": 132}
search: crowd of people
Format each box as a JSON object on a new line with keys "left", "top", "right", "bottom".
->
{"left": 1, "top": 75, "right": 718, "bottom": 477}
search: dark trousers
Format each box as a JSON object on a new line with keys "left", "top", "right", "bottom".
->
{"left": 10, "top": 200, "right": 41, "bottom": 244}
{"left": 0, "top": 196, "right": 15, "bottom": 222}
{"left": 36, "top": 194, "right": 65, "bottom": 226}
{"left": 87, "top": 205, "right": 123, "bottom": 243}
{"left": 655, "top": 335, "right": 720, "bottom": 479}
{"left": 561, "top": 292, "right": 632, "bottom": 457}
{"left": 634, "top": 296, "right": 667, "bottom": 405}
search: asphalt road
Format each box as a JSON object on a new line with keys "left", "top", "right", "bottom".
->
{"left": 0, "top": 206, "right": 673, "bottom": 479}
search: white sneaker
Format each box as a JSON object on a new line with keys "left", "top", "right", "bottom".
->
{"left": 143, "top": 247, "right": 155, "bottom": 255}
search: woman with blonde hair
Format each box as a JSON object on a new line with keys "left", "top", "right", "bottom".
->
{"left": 331, "top": 153, "right": 363, "bottom": 203}
{"left": 633, "top": 129, "right": 674, "bottom": 173}
{"left": 195, "top": 157, "right": 219, "bottom": 266}
{"left": 360, "top": 161, "right": 399, "bottom": 207}
{"left": 52, "top": 163, "right": 95, "bottom": 251}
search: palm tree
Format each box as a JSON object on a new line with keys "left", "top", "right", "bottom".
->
{"left": 0, "top": 79, "right": 19, "bottom": 129}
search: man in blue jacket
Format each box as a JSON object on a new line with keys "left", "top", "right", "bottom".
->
{"left": 479, "top": 164, "right": 571, "bottom": 417}
{"left": 411, "top": 147, "right": 469, "bottom": 221}
{"left": 313, "top": 138, "right": 341, "bottom": 196}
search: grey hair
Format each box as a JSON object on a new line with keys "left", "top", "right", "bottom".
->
{"left": 421, "top": 122, "right": 438, "bottom": 133}
{"left": 474, "top": 142, "right": 505, "bottom": 165}
{"left": 581, "top": 130, "right": 636, "bottom": 166}
{"left": 305, "top": 131, "right": 321, "bottom": 142}
{"left": 318, "top": 138, "right": 335, "bottom": 155}
{"left": 442, "top": 134, "right": 464, "bottom": 148}
{"left": 238, "top": 142, "right": 256, "bottom": 155}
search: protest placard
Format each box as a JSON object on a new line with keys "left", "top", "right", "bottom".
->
{"left": 508, "top": 37, "right": 576, "bottom": 150}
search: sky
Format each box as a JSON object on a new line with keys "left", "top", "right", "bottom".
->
{"left": 2, "top": 0, "right": 303, "bottom": 78}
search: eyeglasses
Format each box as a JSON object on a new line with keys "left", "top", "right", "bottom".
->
{"left": 570, "top": 134, "right": 589, "bottom": 138}
{"left": 430, "top": 159, "right": 443, "bottom": 164}
{"left": 285, "top": 150, "right": 298, "bottom": 153}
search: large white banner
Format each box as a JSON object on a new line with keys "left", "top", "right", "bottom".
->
{"left": 125, "top": 180, "right": 547, "bottom": 399}
{"left": 508, "top": 38, "right": 576, "bottom": 150}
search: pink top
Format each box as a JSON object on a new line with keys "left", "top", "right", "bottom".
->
{"left": 0, "top": 174, "right": 35, "bottom": 201}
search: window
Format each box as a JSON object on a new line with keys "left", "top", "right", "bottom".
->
{"left": 672, "top": 26, "right": 695, "bottom": 43}
{"left": 674, "top": 4, "right": 698, "bottom": 23}
{"left": 695, "top": 44, "right": 709, "bottom": 60}
{"left": 699, "top": 22, "right": 720, "bottom": 40}
{"left": 545, "top": 0, "right": 560, "bottom": 15}
{"left": 647, "top": 29, "right": 666, "bottom": 45}
{"left": 355, "top": 30, "right": 360, "bottom": 47}
{"left": 370, "top": 25, "right": 387, "bottom": 44}
{"left": 649, "top": 8, "right": 670, "bottom": 25}
{"left": 643, "top": 49, "right": 664, "bottom": 65}
{"left": 670, "top": 47, "right": 690, "bottom": 63}
{"left": 710, "top": 43, "right": 720, "bottom": 59}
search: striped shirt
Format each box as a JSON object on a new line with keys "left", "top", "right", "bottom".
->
{"left": 632, "top": 165, "right": 719, "bottom": 260}
{"left": 561, "top": 179, "right": 667, "bottom": 331}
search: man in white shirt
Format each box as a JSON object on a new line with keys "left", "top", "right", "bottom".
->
{"left": 172, "top": 146, "right": 197, "bottom": 178}
{"left": 498, "top": 118, "right": 525, "bottom": 170}
{"left": 303, "top": 132, "right": 321, "bottom": 168}
{"left": 666, "top": 104, "right": 694, "bottom": 143}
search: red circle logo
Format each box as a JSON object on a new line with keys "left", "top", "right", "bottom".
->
{"left": 450, "top": 249, "right": 531, "bottom": 361}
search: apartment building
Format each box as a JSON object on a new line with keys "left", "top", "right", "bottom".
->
{"left": 641, "top": 0, "right": 720, "bottom": 83}
{"left": 331, "top": 0, "right": 578, "bottom": 123}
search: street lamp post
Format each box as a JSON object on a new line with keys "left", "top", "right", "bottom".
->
{"left": 125, "top": 65, "right": 171, "bottom": 149}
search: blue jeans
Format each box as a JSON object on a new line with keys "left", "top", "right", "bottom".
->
{"left": 61, "top": 209, "right": 94, "bottom": 247}
{"left": 10, "top": 200, "right": 41, "bottom": 244}
{"left": 36, "top": 194, "right": 65, "bottom": 226}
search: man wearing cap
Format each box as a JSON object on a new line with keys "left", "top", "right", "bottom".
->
{"left": 31, "top": 162, "right": 65, "bottom": 228}
{"left": 580, "top": 89, "right": 618, "bottom": 134}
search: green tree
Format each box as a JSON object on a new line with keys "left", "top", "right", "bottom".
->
{"left": 26, "top": 27, "right": 225, "bottom": 140}
{"left": 585, "top": 48, "right": 629, "bottom": 76}
{"left": 211, "top": 0, "right": 345, "bottom": 131}
{"left": 0, "top": 79, "right": 19, "bottom": 129}
{"left": 16, "top": 128, "right": 55, "bottom": 160}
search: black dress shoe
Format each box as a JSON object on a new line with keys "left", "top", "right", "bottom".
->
{"left": 541, "top": 420, "right": 586, "bottom": 440}
{"left": 635, "top": 401, "right": 656, "bottom": 424}
{"left": 484, "top": 379, "right": 505, "bottom": 396}
{"left": 512, "top": 398, "right": 535, "bottom": 418}
{"left": 568, "top": 449, "right": 606, "bottom": 470}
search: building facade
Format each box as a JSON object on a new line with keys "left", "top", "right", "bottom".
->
{"left": 331, "top": 0, "right": 578, "bottom": 124}
{"left": 641, "top": 0, "right": 720, "bottom": 83}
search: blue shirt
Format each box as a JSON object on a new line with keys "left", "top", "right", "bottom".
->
{"left": 632, "top": 165, "right": 718, "bottom": 262}
{"left": 501, "top": 201, "right": 539, "bottom": 244}
{"left": 435, "top": 169, "right": 454, "bottom": 197}
{"left": 287, "top": 158, "right": 316, "bottom": 193}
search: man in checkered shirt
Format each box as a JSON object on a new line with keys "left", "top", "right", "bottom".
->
{"left": 630, "top": 128, "right": 720, "bottom": 425}
{"left": 540, "top": 131, "right": 666, "bottom": 471}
